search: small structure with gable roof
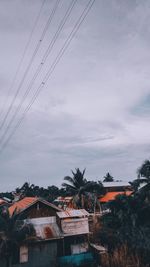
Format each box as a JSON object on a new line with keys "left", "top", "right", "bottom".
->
{"left": 9, "top": 197, "right": 61, "bottom": 219}
{"left": 0, "top": 197, "right": 94, "bottom": 267}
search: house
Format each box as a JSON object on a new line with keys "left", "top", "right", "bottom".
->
{"left": 0, "top": 197, "right": 62, "bottom": 267}
{"left": 57, "top": 209, "right": 94, "bottom": 266}
{"left": 12, "top": 216, "right": 63, "bottom": 267}
{"left": 0, "top": 197, "right": 94, "bottom": 267}
{"left": 99, "top": 182, "right": 133, "bottom": 212}
{"left": 99, "top": 191, "right": 133, "bottom": 203}
{"left": 57, "top": 209, "right": 89, "bottom": 236}
{"left": 9, "top": 197, "right": 61, "bottom": 219}
{"left": 102, "top": 181, "right": 132, "bottom": 193}
{"left": 99, "top": 191, "right": 133, "bottom": 213}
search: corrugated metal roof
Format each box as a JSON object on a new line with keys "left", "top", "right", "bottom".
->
{"left": 103, "top": 181, "right": 131, "bottom": 188}
{"left": 25, "top": 217, "right": 56, "bottom": 224}
{"left": 35, "top": 223, "right": 61, "bottom": 239}
{"left": 25, "top": 217, "right": 61, "bottom": 240}
{"left": 99, "top": 191, "right": 132, "bottom": 203}
{"left": 57, "top": 209, "right": 89, "bottom": 219}
{"left": 9, "top": 197, "right": 61, "bottom": 216}
{"left": 9, "top": 197, "right": 37, "bottom": 216}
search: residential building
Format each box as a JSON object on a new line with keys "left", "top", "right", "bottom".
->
{"left": 9, "top": 197, "right": 61, "bottom": 219}
{"left": 102, "top": 181, "right": 132, "bottom": 193}
{"left": 0, "top": 197, "right": 94, "bottom": 267}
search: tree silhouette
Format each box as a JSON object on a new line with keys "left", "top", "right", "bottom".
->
{"left": 62, "top": 168, "right": 103, "bottom": 210}
{"left": 103, "top": 172, "right": 114, "bottom": 182}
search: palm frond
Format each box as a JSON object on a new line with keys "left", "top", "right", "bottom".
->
{"left": 63, "top": 176, "right": 75, "bottom": 185}
{"left": 82, "top": 168, "right": 86, "bottom": 177}
{"left": 62, "top": 183, "right": 77, "bottom": 195}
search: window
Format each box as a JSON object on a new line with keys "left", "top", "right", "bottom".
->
{"left": 20, "top": 245, "right": 28, "bottom": 263}
{"left": 71, "top": 243, "right": 88, "bottom": 254}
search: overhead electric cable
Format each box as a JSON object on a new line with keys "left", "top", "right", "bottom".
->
{"left": 0, "top": 0, "right": 46, "bottom": 119}
{"left": 0, "top": 0, "right": 96, "bottom": 154}
{"left": 0, "top": 0, "right": 78, "bottom": 146}
{"left": 0, "top": 0, "right": 60, "bottom": 132}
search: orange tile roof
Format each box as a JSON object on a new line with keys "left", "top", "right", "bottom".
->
{"left": 99, "top": 191, "right": 132, "bottom": 203}
{"left": 9, "top": 197, "right": 37, "bottom": 216}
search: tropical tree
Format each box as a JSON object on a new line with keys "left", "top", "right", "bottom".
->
{"left": 103, "top": 172, "right": 114, "bottom": 182}
{"left": 13, "top": 182, "right": 61, "bottom": 203}
{"left": 99, "top": 192, "right": 150, "bottom": 265}
{"left": 130, "top": 160, "right": 150, "bottom": 202}
{"left": 138, "top": 160, "right": 150, "bottom": 181}
{"left": 47, "top": 186, "right": 60, "bottom": 202}
{"left": 0, "top": 207, "right": 35, "bottom": 267}
{"left": 62, "top": 168, "right": 103, "bottom": 210}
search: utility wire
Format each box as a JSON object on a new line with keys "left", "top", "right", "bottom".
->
{"left": 0, "top": 0, "right": 78, "bottom": 146}
{"left": 0, "top": 0, "right": 60, "bottom": 132}
{"left": 0, "top": 0, "right": 96, "bottom": 153}
{"left": 0, "top": 0, "right": 46, "bottom": 119}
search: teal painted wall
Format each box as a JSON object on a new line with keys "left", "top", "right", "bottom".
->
{"left": 58, "top": 252, "right": 94, "bottom": 267}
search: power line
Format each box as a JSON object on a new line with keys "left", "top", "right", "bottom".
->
{"left": 0, "top": 0, "right": 78, "bottom": 146}
{"left": 0, "top": 0, "right": 60, "bottom": 133}
{"left": 0, "top": 0, "right": 96, "bottom": 154}
{"left": 0, "top": 0, "right": 46, "bottom": 119}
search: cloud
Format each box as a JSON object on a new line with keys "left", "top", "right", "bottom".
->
{"left": 0, "top": 0, "right": 150, "bottom": 191}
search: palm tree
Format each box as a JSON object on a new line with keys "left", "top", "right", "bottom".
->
{"left": 62, "top": 168, "right": 103, "bottom": 210}
{"left": 138, "top": 160, "right": 150, "bottom": 181}
{"left": 130, "top": 160, "right": 150, "bottom": 200}
{"left": 103, "top": 172, "right": 114, "bottom": 182}
{"left": 0, "top": 207, "right": 35, "bottom": 267}
{"left": 62, "top": 168, "right": 86, "bottom": 195}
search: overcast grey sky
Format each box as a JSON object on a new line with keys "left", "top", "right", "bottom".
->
{"left": 0, "top": 0, "right": 150, "bottom": 191}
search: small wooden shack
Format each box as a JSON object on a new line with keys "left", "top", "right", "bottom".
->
{"left": 0, "top": 200, "right": 94, "bottom": 267}
{"left": 57, "top": 209, "right": 90, "bottom": 259}
{"left": 57, "top": 209, "right": 89, "bottom": 236}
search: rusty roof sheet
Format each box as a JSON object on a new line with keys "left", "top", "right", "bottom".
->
{"left": 35, "top": 223, "right": 61, "bottom": 240}
{"left": 25, "top": 217, "right": 61, "bottom": 240}
{"left": 9, "top": 197, "right": 61, "bottom": 216}
{"left": 57, "top": 209, "right": 89, "bottom": 219}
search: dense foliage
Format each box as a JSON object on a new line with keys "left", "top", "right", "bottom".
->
{"left": 0, "top": 162, "right": 150, "bottom": 266}
{"left": 99, "top": 159, "right": 150, "bottom": 266}
{"left": 1, "top": 182, "right": 68, "bottom": 202}
{"left": 0, "top": 207, "right": 35, "bottom": 267}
